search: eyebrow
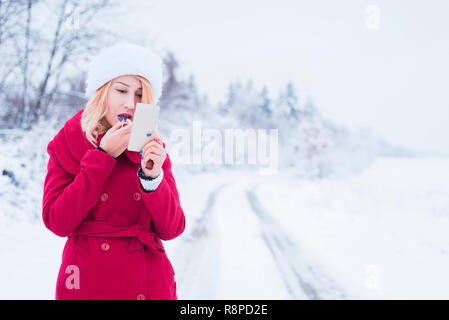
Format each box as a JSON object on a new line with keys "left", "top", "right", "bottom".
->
{"left": 115, "top": 81, "right": 142, "bottom": 90}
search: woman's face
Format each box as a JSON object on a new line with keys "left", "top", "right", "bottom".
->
{"left": 104, "top": 75, "right": 142, "bottom": 126}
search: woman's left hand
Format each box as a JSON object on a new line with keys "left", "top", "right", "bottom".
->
{"left": 140, "top": 131, "right": 166, "bottom": 178}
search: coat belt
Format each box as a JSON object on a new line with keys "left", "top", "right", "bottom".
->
{"left": 71, "top": 221, "right": 164, "bottom": 255}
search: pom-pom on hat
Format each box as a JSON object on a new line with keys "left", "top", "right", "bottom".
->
{"left": 85, "top": 42, "right": 164, "bottom": 104}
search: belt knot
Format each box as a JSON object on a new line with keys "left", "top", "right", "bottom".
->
{"left": 72, "top": 221, "right": 165, "bottom": 255}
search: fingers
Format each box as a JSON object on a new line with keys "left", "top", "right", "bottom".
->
{"left": 142, "top": 145, "right": 165, "bottom": 167}
{"left": 142, "top": 149, "right": 163, "bottom": 167}
{"left": 143, "top": 145, "right": 164, "bottom": 158}
{"left": 109, "top": 118, "right": 125, "bottom": 132}
{"left": 116, "top": 118, "right": 132, "bottom": 135}
{"left": 143, "top": 146, "right": 164, "bottom": 165}
{"left": 141, "top": 140, "right": 164, "bottom": 154}
{"left": 142, "top": 152, "right": 164, "bottom": 168}
{"left": 148, "top": 131, "right": 163, "bottom": 146}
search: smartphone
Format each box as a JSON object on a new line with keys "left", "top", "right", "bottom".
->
{"left": 127, "top": 103, "right": 160, "bottom": 152}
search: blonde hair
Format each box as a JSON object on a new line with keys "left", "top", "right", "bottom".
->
{"left": 81, "top": 75, "right": 155, "bottom": 147}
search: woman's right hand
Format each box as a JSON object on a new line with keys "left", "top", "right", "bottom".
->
{"left": 99, "top": 118, "right": 133, "bottom": 158}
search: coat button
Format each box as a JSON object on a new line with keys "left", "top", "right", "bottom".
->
{"left": 100, "top": 192, "right": 109, "bottom": 201}
{"left": 136, "top": 293, "right": 145, "bottom": 300}
{"left": 101, "top": 242, "right": 110, "bottom": 252}
{"left": 133, "top": 192, "right": 141, "bottom": 201}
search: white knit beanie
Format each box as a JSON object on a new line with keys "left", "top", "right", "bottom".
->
{"left": 85, "top": 42, "right": 164, "bottom": 104}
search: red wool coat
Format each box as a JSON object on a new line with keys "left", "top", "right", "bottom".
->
{"left": 42, "top": 109, "right": 186, "bottom": 300}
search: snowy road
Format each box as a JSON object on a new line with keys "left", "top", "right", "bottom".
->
{"left": 213, "top": 181, "right": 290, "bottom": 299}
{"left": 173, "top": 175, "right": 350, "bottom": 299}
{"left": 246, "top": 185, "right": 349, "bottom": 299}
{"left": 173, "top": 183, "right": 227, "bottom": 299}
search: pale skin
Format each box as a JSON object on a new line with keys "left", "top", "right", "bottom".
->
{"left": 99, "top": 75, "right": 166, "bottom": 178}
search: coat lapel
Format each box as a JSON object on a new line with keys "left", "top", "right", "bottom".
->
{"left": 52, "top": 108, "right": 142, "bottom": 175}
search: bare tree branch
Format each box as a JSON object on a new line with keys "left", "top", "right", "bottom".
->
{"left": 20, "top": 0, "right": 33, "bottom": 128}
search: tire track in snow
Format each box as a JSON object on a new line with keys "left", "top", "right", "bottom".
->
{"left": 173, "top": 183, "right": 228, "bottom": 299}
{"left": 213, "top": 182, "right": 291, "bottom": 299}
{"left": 246, "top": 186, "right": 350, "bottom": 300}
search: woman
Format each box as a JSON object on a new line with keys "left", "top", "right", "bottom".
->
{"left": 42, "top": 42, "right": 186, "bottom": 300}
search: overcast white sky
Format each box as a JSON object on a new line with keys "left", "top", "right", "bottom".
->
{"left": 116, "top": 0, "right": 449, "bottom": 154}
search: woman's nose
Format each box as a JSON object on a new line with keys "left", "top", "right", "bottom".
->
{"left": 125, "top": 93, "right": 136, "bottom": 109}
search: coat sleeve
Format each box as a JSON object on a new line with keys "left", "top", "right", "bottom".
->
{"left": 139, "top": 151, "right": 186, "bottom": 241}
{"left": 42, "top": 141, "right": 117, "bottom": 237}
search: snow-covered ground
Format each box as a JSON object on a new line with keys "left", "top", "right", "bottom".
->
{"left": 253, "top": 157, "right": 449, "bottom": 299}
{"left": 1, "top": 156, "right": 448, "bottom": 299}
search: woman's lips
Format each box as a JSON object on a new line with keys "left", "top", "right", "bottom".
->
{"left": 117, "top": 114, "right": 132, "bottom": 121}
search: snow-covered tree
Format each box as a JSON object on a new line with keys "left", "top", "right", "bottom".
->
{"left": 0, "top": 0, "right": 117, "bottom": 129}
